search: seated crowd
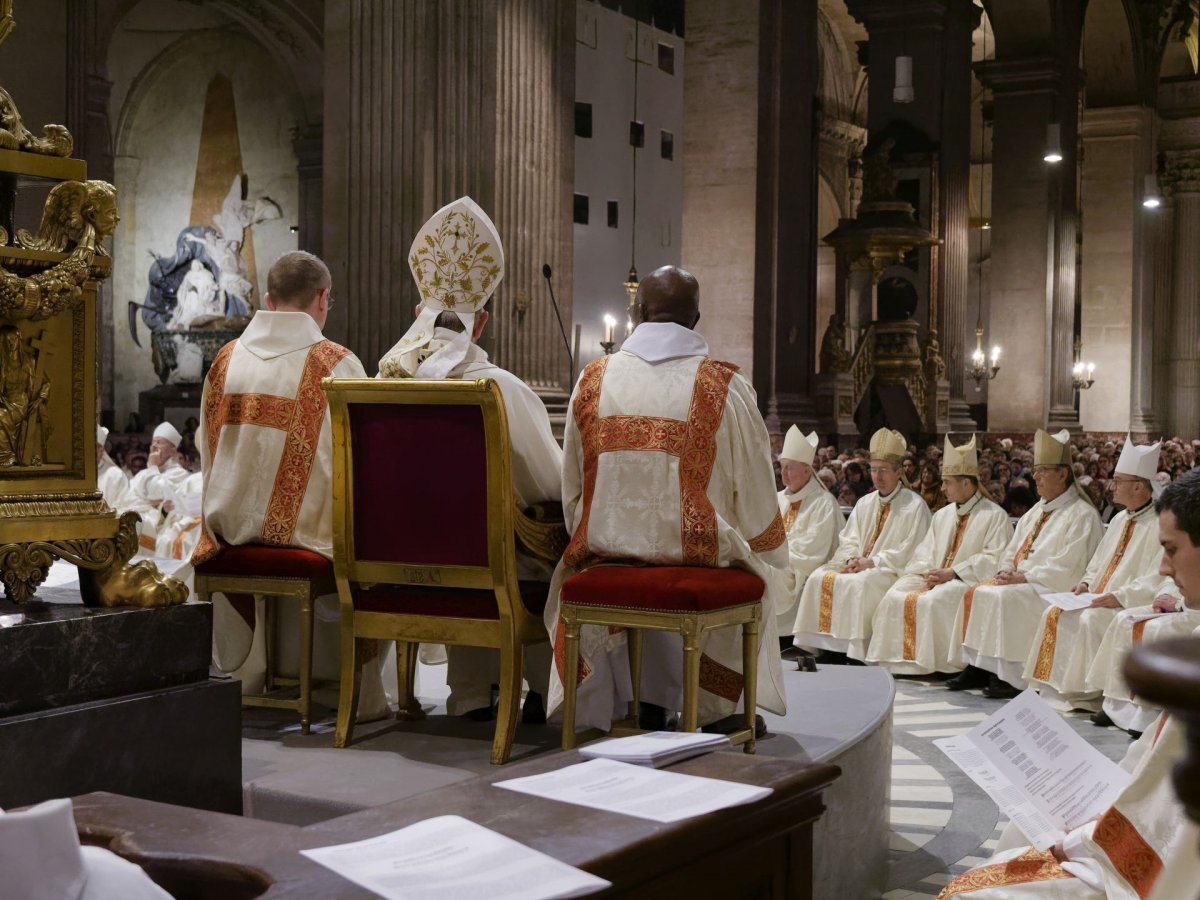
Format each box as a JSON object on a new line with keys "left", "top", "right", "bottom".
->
{"left": 93, "top": 196, "right": 1197, "bottom": 899}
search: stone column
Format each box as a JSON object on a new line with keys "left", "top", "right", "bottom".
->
{"left": 323, "top": 0, "right": 573, "bottom": 391}
{"left": 1078, "top": 106, "right": 1154, "bottom": 432}
{"left": 845, "top": 0, "right": 979, "bottom": 433}
{"left": 976, "top": 55, "right": 1081, "bottom": 431}
{"left": 292, "top": 124, "right": 323, "bottom": 257}
{"left": 1150, "top": 197, "right": 1174, "bottom": 434}
{"left": 1163, "top": 150, "right": 1200, "bottom": 438}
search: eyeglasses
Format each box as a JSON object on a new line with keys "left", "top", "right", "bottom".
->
{"left": 1031, "top": 465, "right": 1065, "bottom": 476}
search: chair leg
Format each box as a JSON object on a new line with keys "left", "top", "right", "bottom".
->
{"left": 560, "top": 613, "right": 582, "bottom": 751}
{"left": 333, "top": 621, "right": 361, "bottom": 748}
{"left": 299, "top": 592, "right": 314, "bottom": 736}
{"left": 628, "top": 628, "right": 643, "bottom": 723}
{"left": 742, "top": 615, "right": 759, "bottom": 754}
{"left": 491, "top": 633, "right": 523, "bottom": 765}
{"left": 680, "top": 617, "right": 701, "bottom": 734}
{"left": 262, "top": 596, "right": 274, "bottom": 694}
{"left": 396, "top": 642, "right": 425, "bottom": 721}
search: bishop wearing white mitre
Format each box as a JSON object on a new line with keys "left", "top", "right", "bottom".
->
{"left": 937, "top": 472, "right": 1200, "bottom": 900}
{"left": 769, "top": 425, "right": 845, "bottom": 637}
{"left": 1023, "top": 438, "right": 1168, "bottom": 711}
{"left": 126, "top": 421, "right": 191, "bottom": 550}
{"left": 96, "top": 425, "right": 133, "bottom": 513}
{"left": 866, "top": 435, "right": 1011, "bottom": 675}
{"left": 792, "top": 427, "right": 931, "bottom": 661}
{"left": 376, "top": 197, "right": 562, "bottom": 720}
{"left": 545, "top": 265, "right": 789, "bottom": 733}
{"left": 949, "top": 429, "right": 1103, "bottom": 697}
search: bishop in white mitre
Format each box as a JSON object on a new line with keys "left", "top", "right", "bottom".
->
{"left": 768, "top": 425, "right": 845, "bottom": 638}
{"left": 792, "top": 428, "right": 931, "bottom": 661}
{"left": 1023, "top": 438, "right": 1167, "bottom": 711}
{"left": 949, "top": 429, "right": 1103, "bottom": 697}
{"left": 96, "top": 425, "right": 133, "bottom": 514}
{"left": 866, "top": 435, "right": 1011, "bottom": 675}
{"left": 376, "top": 197, "right": 562, "bottom": 720}
{"left": 546, "top": 266, "right": 789, "bottom": 733}
{"left": 126, "top": 421, "right": 192, "bottom": 551}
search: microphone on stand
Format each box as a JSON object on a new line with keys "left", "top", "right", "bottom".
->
{"left": 542, "top": 264, "right": 574, "bottom": 376}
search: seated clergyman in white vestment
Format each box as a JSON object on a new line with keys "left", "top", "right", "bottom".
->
{"left": 1085, "top": 584, "right": 1193, "bottom": 735}
{"left": 191, "top": 251, "right": 386, "bottom": 714}
{"left": 96, "top": 425, "right": 133, "bottom": 514}
{"left": 546, "top": 265, "right": 789, "bottom": 734}
{"left": 792, "top": 428, "right": 931, "bottom": 662}
{"left": 949, "top": 429, "right": 1103, "bottom": 698}
{"left": 376, "top": 197, "right": 561, "bottom": 723}
{"left": 152, "top": 471, "right": 203, "bottom": 560}
{"left": 126, "top": 421, "right": 191, "bottom": 551}
{"left": 1023, "top": 438, "right": 1166, "bottom": 712}
{"left": 866, "top": 435, "right": 1011, "bottom": 675}
{"left": 769, "top": 425, "right": 844, "bottom": 642}
{"left": 937, "top": 471, "right": 1200, "bottom": 900}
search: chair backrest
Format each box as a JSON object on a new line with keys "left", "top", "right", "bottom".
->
{"left": 322, "top": 378, "right": 520, "bottom": 595}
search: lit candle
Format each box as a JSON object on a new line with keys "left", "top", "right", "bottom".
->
{"left": 625, "top": 317, "right": 633, "bottom": 337}
{"left": 1073, "top": 362, "right": 1083, "bottom": 377}
{"left": 1087, "top": 362, "right": 1095, "bottom": 379}
{"left": 972, "top": 348, "right": 985, "bottom": 366}
{"left": 990, "top": 346, "right": 1001, "bottom": 364}
{"left": 603, "top": 314, "right": 616, "bottom": 344}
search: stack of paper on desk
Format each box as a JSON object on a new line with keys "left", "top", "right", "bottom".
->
{"left": 578, "top": 731, "right": 731, "bottom": 768}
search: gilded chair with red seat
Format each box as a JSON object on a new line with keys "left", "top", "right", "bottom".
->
{"left": 559, "top": 565, "right": 763, "bottom": 752}
{"left": 322, "top": 377, "right": 553, "bottom": 764}
{"left": 193, "top": 542, "right": 335, "bottom": 734}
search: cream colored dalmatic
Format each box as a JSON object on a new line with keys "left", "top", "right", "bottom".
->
{"left": 152, "top": 471, "right": 204, "bottom": 560}
{"left": 938, "top": 712, "right": 1188, "bottom": 899}
{"left": 769, "top": 426, "right": 845, "bottom": 632}
{"left": 127, "top": 421, "right": 191, "bottom": 551}
{"left": 545, "top": 321, "right": 788, "bottom": 731}
{"left": 792, "top": 428, "right": 932, "bottom": 661}
{"left": 954, "top": 430, "right": 1103, "bottom": 688}
{"left": 866, "top": 436, "right": 1012, "bottom": 675}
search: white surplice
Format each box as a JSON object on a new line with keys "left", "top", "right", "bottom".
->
{"left": 127, "top": 456, "right": 191, "bottom": 550}
{"left": 866, "top": 491, "right": 1012, "bottom": 675}
{"left": 792, "top": 484, "right": 932, "bottom": 660}
{"left": 938, "top": 714, "right": 1187, "bottom": 899}
{"left": 955, "top": 489, "right": 1103, "bottom": 688}
{"left": 385, "top": 328, "right": 563, "bottom": 716}
{"left": 189, "top": 310, "right": 387, "bottom": 713}
{"left": 1023, "top": 502, "right": 1165, "bottom": 709}
{"left": 767, "top": 477, "right": 845, "bottom": 633}
{"left": 151, "top": 471, "right": 204, "bottom": 560}
{"left": 97, "top": 453, "right": 133, "bottom": 513}
{"left": 1085, "top": 594, "right": 1197, "bottom": 733}
{"left": 545, "top": 322, "right": 789, "bottom": 732}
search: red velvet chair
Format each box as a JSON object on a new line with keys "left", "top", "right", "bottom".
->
{"left": 559, "top": 565, "right": 763, "bottom": 752}
{"left": 322, "top": 377, "right": 551, "bottom": 764}
{"left": 193, "top": 542, "right": 335, "bottom": 734}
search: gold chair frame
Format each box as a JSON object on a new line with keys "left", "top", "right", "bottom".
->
{"left": 559, "top": 599, "right": 761, "bottom": 753}
{"left": 192, "top": 570, "right": 333, "bottom": 735}
{"left": 323, "top": 377, "right": 550, "bottom": 765}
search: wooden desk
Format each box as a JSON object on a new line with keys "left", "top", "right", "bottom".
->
{"left": 72, "top": 749, "right": 840, "bottom": 899}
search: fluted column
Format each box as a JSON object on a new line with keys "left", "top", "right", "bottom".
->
{"left": 1151, "top": 198, "right": 1174, "bottom": 431}
{"left": 324, "top": 1, "right": 573, "bottom": 389}
{"left": 1164, "top": 150, "right": 1200, "bottom": 437}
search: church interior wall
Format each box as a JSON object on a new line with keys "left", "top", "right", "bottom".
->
{"left": 573, "top": 0, "right": 683, "bottom": 369}
{"left": 107, "top": 15, "right": 300, "bottom": 425}
{"left": 680, "top": 0, "right": 759, "bottom": 375}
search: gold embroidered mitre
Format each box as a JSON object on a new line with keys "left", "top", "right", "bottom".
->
{"left": 869, "top": 427, "right": 907, "bottom": 464}
{"left": 942, "top": 434, "right": 978, "bottom": 478}
{"left": 780, "top": 425, "right": 818, "bottom": 465}
{"left": 1033, "top": 428, "right": 1071, "bottom": 467}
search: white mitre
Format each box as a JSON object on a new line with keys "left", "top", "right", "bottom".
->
{"left": 96, "top": 425, "right": 108, "bottom": 446}
{"left": 153, "top": 421, "right": 181, "bottom": 447}
{"left": 780, "top": 425, "right": 818, "bottom": 465}
{"left": 377, "top": 196, "right": 505, "bottom": 379}
{"left": 869, "top": 427, "right": 906, "bottom": 464}
{"left": 1033, "top": 428, "right": 1071, "bottom": 467}
{"left": 941, "top": 434, "right": 978, "bottom": 478}
{"left": 1116, "top": 435, "right": 1162, "bottom": 495}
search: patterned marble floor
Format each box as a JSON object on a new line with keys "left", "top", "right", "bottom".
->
{"left": 880, "top": 676, "right": 1136, "bottom": 899}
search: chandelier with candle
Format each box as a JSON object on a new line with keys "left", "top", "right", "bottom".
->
{"left": 968, "top": 16, "right": 1000, "bottom": 389}
{"left": 1072, "top": 337, "right": 1095, "bottom": 391}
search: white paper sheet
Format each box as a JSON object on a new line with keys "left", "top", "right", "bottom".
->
{"left": 1041, "top": 591, "right": 1098, "bottom": 611}
{"left": 578, "top": 731, "right": 730, "bottom": 767}
{"left": 494, "top": 757, "right": 771, "bottom": 823}
{"left": 935, "top": 690, "right": 1130, "bottom": 850}
{"left": 300, "top": 815, "right": 610, "bottom": 900}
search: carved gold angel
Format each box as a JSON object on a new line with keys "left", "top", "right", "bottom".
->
{"left": 0, "top": 85, "right": 72, "bottom": 157}
{"left": 17, "top": 179, "right": 118, "bottom": 255}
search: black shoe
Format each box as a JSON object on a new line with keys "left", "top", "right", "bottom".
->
{"left": 781, "top": 647, "right": 819, "bottom": 671}
{"left": 982, "top": 675, "right": 1020, "bottom": 699}
{"left": 818, "top": 650, "right": 850, "bottom": 666}
{"left": 522, "top": 690, "right": 546, "bottom": 725}
{"left": 638, "top": 702, "right": 669, "bottom": 731}
{"left": 1090, "top": 709, "right": 1113, "bottom": 728}
{"left": 779, "top": 636, "right": 795, "bottom": 653}
{"left": 946, "top": 665, "right": 989, "bottom": 691}
{"left": 463, "top": 705, "right": 495, "bottom": 722}
{"left": 1127, "top": 729, "right": 1143, "bottom": 739}
{"left": 702, "top": 713, "right": 767, "bottom": 739}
